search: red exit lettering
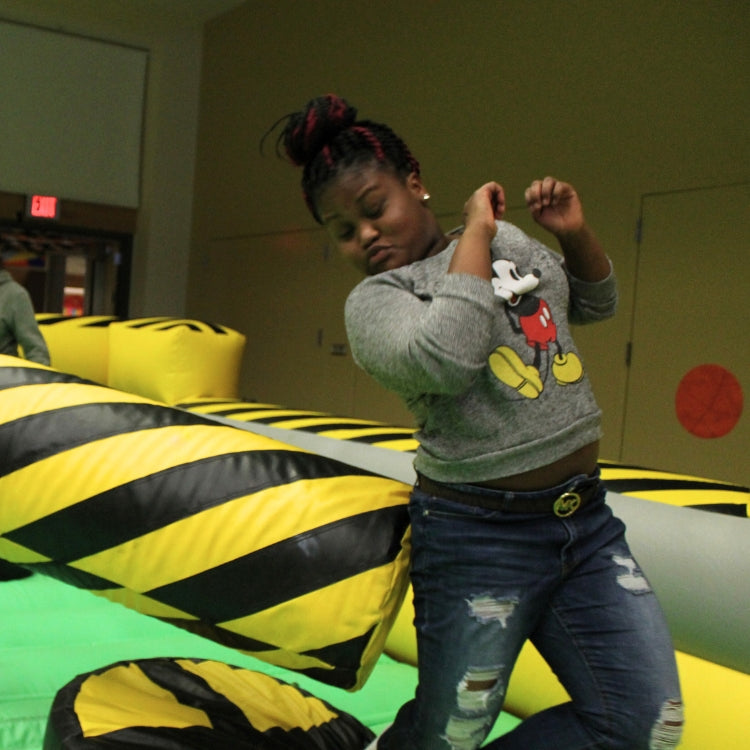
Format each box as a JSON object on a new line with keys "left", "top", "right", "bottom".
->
{"left": 30, "top": 195, "right": 59, "bottom": 219}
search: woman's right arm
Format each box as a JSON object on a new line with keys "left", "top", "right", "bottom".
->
{"left": 448, "top": 181, "right": 505, "bottom": 281}
{"left": 345, "top": 271, "right": 495, "bottom": 398}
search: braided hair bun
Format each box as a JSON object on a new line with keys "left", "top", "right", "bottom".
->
{"left": 282, "top": 94, "right": 358, "bottom": 168}
{"left": 272, "top": 94, "right": 420, "bottom": 222}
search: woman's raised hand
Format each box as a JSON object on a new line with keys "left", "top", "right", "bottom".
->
{"left": 525, "top": 177, "right": 584, "bottom": 237}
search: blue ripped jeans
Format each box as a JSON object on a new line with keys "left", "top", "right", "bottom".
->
{"left": 379, "top": 475, "right": 683, "bottom": 750}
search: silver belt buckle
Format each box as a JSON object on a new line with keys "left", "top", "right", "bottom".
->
{"left": 553, "top": 491, "right": 582, "bottom": 517}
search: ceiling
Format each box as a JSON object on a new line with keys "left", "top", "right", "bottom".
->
{"left": 133, "top": 0, "right": 247, "bottom": 25}
{"left": 0, "top": 0, "right": 247, "bottom": 34}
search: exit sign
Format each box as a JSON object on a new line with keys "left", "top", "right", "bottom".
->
{"left": 25, "top": 194, "right": 60, "bottom": 220}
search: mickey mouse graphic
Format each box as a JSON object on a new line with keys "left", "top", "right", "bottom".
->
{"left": 488, "top": 258, "right": 584, "bottom": 398}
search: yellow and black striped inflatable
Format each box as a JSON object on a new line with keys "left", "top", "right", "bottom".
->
{"left": 44, "top": 657, "right": 375, "bottom": 749}
{"left": 178, "top": 398, "right": 420, "bottom": 452}
{"left": 178, "top": 398, "right": 749, "bottom": 517}
{"left": 36, "top": 315, "right": 247, "bottom": 405}
{"left": 0, "top": 356, "right": 411, "bottom": 690}
{"left": 598, "top": 459, "right": 749, "bottom": 517}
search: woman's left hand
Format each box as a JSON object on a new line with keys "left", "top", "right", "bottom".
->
{"left": 525, "top": 177, "right": 584, "bottom": 238}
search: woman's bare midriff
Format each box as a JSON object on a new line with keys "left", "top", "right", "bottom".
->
{"left": 474, "top": 441, "right": 600, "bottom": 492}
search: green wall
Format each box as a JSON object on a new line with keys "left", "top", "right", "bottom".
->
{"left": 188, "top": 0, "right": 748, "bottom": 472}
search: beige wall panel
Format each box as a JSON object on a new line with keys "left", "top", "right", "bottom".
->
{"left": 190, "top": 229, "right": 362, "bottom": 416}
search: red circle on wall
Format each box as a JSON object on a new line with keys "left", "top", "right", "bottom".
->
{"left": 675, "top": 364, "right": 743, "bottom": 438}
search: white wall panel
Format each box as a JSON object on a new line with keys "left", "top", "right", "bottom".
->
{"left": 0, "top": 20, "right": 147, "bottom": 207}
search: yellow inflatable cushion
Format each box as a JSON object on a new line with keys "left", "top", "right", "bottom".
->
{"left": 107, "top": 317, "right": 245, "bottom": 404}
{"left": 45, "top": 658, "right": 374, "bottom": 748}
{"left": 36, "top": 314, "right": 117, "bottom": 384}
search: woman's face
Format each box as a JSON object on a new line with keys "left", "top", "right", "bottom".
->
{"left": 318, "top": 163, "right": 446, "bottom": 275}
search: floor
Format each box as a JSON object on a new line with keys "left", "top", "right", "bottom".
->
{"left": 0, "top": 570, "right": 519, "bottom": 749}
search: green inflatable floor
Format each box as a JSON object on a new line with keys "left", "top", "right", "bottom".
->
{"left": 1, "top": 573, "right": 520, "bottom": 749}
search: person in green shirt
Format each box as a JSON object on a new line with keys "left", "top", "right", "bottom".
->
{"left": 0, "top": 257, "right": 50, "bottom": 366}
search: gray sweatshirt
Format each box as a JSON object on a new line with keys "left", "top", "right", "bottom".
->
{"left": 345, "top": 221, "right": 617, "bottom": 483}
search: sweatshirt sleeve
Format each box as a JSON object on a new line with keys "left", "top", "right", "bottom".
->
{"left": 345, "top": 271, "right": 496, "bottom": 398}
{"left": 565, "top": 258, "right": 618, "bottom": 324}
{"left": 11, "top": 289, "right": 50, "bottom": 365}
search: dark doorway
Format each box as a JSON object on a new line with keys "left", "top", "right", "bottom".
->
{"left": 0, "top": 223, "right": 132, "bottom": 319}
{"left": 0, "top": 192, "right": 136, "bottom": 319}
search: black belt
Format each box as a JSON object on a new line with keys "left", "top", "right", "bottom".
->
{"left": 416, "top": 473, "right": 600, "bottom": 517}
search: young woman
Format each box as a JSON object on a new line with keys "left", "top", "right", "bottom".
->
{"left": 273, "top": 94, "right": 683, "bottom": 749}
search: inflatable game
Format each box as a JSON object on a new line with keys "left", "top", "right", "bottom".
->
{"left": 0, "top": 356, "right": 411, "bottom": 691}
{"left": 1, "top": 315, "right": 747, "bottom": 748}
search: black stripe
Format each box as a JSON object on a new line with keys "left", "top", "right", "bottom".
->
{"left": 125, "top": 318, "right": 228, "bottom": 334}
{"left": 73, "top": 725, "right": 258, "bottom": 750}
{"left": 146, "top": 504, "right": 409, "bottom": 623}
{"left": 161, "top": 619, "right": 279, "bottom": 652}
{"left": 598, "top": 459, "right": 649, "bottom": 470}
{"left": 262, "top": 416, "right": 362, "bottom": 428}
{"left": 36, "top": 315, "right": 71, "bottom": 326}
{"left": 684, "top": 503, "right": 748, "bottom": 517}
{"left": 235, "top": 411, "right": 327, "bottom": 423}
{"left": 6, "top": 450, "right": 373, "bottom": 561}
{"left": 296, "top": 422, "right": 404, "bottom": 434}
{"left": 347, "top": 432, "right": 417, "bottom": 445}
{"left": 0, "top": 364, "right": 92, "bottom": 391}
{"left": 269, "top": 723, "right": 374, "bottom": 749}
{"left": 37, "top": 316, "right": 115, "bottom": 328}
{"left": 141, "top": 659, "right": 255, "bottom": 734}
{"left": 175, "top": 399, "right": 242, "bottom": 409}
{"left": 24, "top": 561, "right": 121, "bottom": 590}
{"left": 0, "top": 401, "right": 215, "bottom": 477}
{"left": 157, "top": 321, "right": 201, "bottom": 332}
{"left": 602, "top": 477, "right": 749, "bottom": 495}
{"left": 303, "top": 626, "right": 375, "bottom": 671}
{"left": 251, "top": 416, "right": 409, "bottom": 434}
{"left": 295, "top": 628, "right": 377, "bottom": 689}
{"left": 166, "top": 320, "right": 227, "bottom": 334}
{"left": 160, "top": 621, "right": 378, "bottom": 689}
{"left": 192, "top": 405, "right": 316, "bottom": 419}
{"left": 126, "top": 319, "right": 170, "bottom": 329}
